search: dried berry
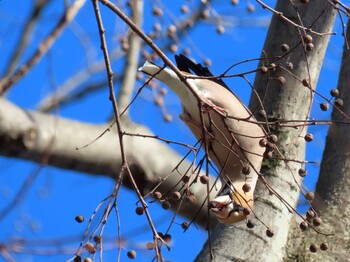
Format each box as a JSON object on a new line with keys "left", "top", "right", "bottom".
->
{"left": 171, "top": 191, "right": 181, "bottom": 200}
{"left": 259, "top": 138, "right": 268, "bottom": 147}
{"left": 298, "top": 167, "right": 307, "bottom": 177}
{"left": 309, "top": 243, "right": 318, "bottom": 253}
{"left": 247, "top": 4, "right": 255, "bottom": 12}
{"left": 185, "top": 194, "right": 197, "bottom": 205}
{"left": 152, "top": 7, "right": 163, "bottom": 16}
{"left": 306, "top": 43, "right": 314, "bottom": 51}
{"left": 281, "top": 44, "right": 289, "bottom": 52}
{"left": 320, "top": 242, "right": 329, "bottom": 251}
{"left": 93, "top": 235, "right": 102, "bottom": 244}
{"left": 257, "top": 110, "right": 267, "bottom": 119}
{"left": 243, "top": 207, "right": 251, "bottom": 216}
{"left": 127, "top": 250, "right": 136, "bottom": 259}
{"left": 161, "top": 200, "right": 171, "bottom": 210}
{"left": 74, "top": 256, "right": 82, "bottom": 262}
{"left": 135, "top": 206, "right": 144, "bottom": 215}
{"left": 305, "top": 192, "right": 315, "bottom": 201}
{"left": 277, "top": 76, "right": 286, "bottom": 86}
{"left": 169, "top": 44, "right": 178, "bottom": 53}
{"left": 182, "top": 175, "right": 190, "bottom": 183}
{"left": 164, "top": 114, "right": 173, "bottom": 122}
{"left": 266, "top": 229, "right": 274, "bottom": 238}
{"left": 75, "top": 215, "right": 84, "bottom": 223}
{"left": 200, "top": 175, "right": 209, "bottom": 184}
{"left": 320, "top": 102, "right": 329, "bottom": 111}
{"left": 304, "top": 133, "right": 314, "bottom": 142}
{"left": 260, "top": 66, "right": 268, "bottom": 74}
{"left": 330, "top": 88, "right": 339, "bottom": 97}
{"left": 306, "top": 210, "right": 316, "bottom": 219}
{"left": 268, "top": 134, "right": 278, "bottom": 144}
{"left": 153, "top": 191, "right": 162, "bottom": 200}
{"left": 181, "top": 221, "right": 189, "bottom": 230}
{"left": 302, "top": 79, "right": 310, "bottom": 87}
{"left": 180, "top": 5, "right": 189, "bottom": 13}
{"left": 216, "top": 25, "right": 225, "bottom": 34}
{"left": 303, "top": 34, "right": 313, "bottom": 43}
{"left": 242, "top": 183, "right": 251, "bottom": 192}
{"left": 85, "top": 242, "right": 96, "bottom": 254}
{"left": 242, "top": 166, "right": 251, "bottom": 175}
{"left": 299, "top": 221, "right": 308, "bottom": 231}
{"left": 335, "top": 98, "right": 344, "bottom": 107}
{"left": 163, "top": 234, "right": 172, "bottom": 243}
{"left": 201, "top": 9, "right": 210, "bottom": 19}
{"left": 146, "top": 242, "right": 155, "bottom": 250}
{"left": 246, "top": 220, "right": 255, "bottom": 228}
{"left": 313, "top": 217, "right": 323, "bottom": 226}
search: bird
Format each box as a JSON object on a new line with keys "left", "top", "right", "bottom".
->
{"left": 139, "top": 54, "right": 265, "bottom": 224}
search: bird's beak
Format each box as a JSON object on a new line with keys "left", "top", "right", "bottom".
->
{"left": 209, "top": 193, "right": 251, "bottom": 224}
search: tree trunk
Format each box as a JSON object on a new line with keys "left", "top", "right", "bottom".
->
{"left": 285, "top": 18, "right": 350, "bottom": 262}
{"left": 196, "top": 1, "right": 336, "bottom": 261}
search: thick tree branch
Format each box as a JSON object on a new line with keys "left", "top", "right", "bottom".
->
{"left": 0, "top": 98, "right": 218, "bottom": 227}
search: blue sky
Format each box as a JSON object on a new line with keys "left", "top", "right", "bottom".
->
{"left": 0, "top": 0, "right": 344, "bottom": 261}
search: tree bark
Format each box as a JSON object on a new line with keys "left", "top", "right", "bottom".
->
{"left": 196, "top": 1, "right": 336, "bottom": 261}
{"left": 285, "top": 18, "right": 350, "bottom": 262}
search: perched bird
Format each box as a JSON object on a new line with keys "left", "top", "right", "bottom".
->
{"left": 139, "top": 55, "right": 265, "bottom": 224}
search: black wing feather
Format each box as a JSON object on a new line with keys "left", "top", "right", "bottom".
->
{"left": 174, "top": 54, "right": 229, "bottom": 89}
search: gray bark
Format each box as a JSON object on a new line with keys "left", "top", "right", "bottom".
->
{"left": 285, "top": 18, "right": 350, "bottom": 262}
{"left": 196, "top": 1, "right": 336, "bottom": 261}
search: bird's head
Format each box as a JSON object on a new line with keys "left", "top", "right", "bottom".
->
{"left": 209, "top": 190, "right": 253, "bottom": 224}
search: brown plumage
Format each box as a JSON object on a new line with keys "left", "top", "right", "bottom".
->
{"left": 139, "top": 55, "right": 265, "bottom": 224}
